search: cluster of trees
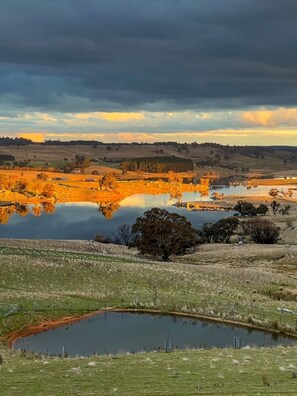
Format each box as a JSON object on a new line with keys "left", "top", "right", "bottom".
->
{"left": 120, "top": 156, "right": 194, "bottom": 173}
{"left": 0, "top": 137, "right": 31, "bottom": 146}
{"left": 0, "top": 174, "right": 56, "bottom": 199}
{"left": 94, "top": 207, "right": 281, "bottom": 261}
{"left": 61, "top": 154, "right": 91, "bottom": 173}
{"left": 233, "top": 200, "right": 290, "bottom": 217}
{"left": 12, "top": 179, "right": 56, "bottom": 199}
{"left": 0, "top": 162, "right": 59, "bottom": 172}
{"left": 44, "top": 140, "right": 104, "bottom": 146}
{"left": 270, "top": 201, "right": 291, "bottom": 216}
{"left": 0, "top": 154, "right": 15, "bottom": 164}
{"left": 201, "top": 216, "right": 279, "bottom": 245}
{"left": 0, "top": 139, "right": 292, "bottom": 156}
{"left": 196, "top": 158, "right": 245, "bottom": 172}
{"left": 233, "top": 201, "right": 269, "bottom": 217}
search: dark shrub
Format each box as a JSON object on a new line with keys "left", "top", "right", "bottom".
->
{"left": 243, "top": 219, "right": 280, "bottom": 244}
{"left": 201, "top": 217, "right": 239, "bottom": 243}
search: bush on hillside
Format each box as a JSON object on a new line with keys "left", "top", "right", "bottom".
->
{"left": 201, "top": 217, "right": 240, "bottom": 243}
{"left": 243, "top": 219, "right": 280, "bottom": 244}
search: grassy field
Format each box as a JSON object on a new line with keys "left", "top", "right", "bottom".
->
{"left": 2, "top": 143, "right": 297, "bottom": 176}
{"left": 1, "top": 240, "right": 297, "bottom": 394}
{"left": 1, "top": 346, "right": 297, "bottom": 395}
{"left": 1, "top": 241, "right": 297, "bottom": 339}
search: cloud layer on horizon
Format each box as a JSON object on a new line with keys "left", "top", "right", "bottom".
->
{"left": 1, "top": 0, "right": 297, "bottom": 143}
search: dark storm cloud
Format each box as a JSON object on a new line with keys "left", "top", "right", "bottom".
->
{"left": 0, "top": 0, "right": 297, "bottom": 112}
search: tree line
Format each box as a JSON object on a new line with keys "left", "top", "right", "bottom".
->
{"left": 94, "top": 203, "right": 283, "bottom": 261}
{"left": 121, "top": 156, "right": 194, "bottom": 173}
{"left": 0, "top": 137, "right": 31, "bottom": 146}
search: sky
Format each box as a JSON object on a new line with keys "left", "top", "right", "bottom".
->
{"left": 1, "top": 0, "right": 297, "bottom": 145}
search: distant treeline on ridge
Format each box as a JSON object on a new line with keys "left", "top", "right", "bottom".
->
{"left": 121, "top": 156, "right": 194, "bottom": 173}
{"left": 0, "top": 137, "right": 32, "bottom": 146}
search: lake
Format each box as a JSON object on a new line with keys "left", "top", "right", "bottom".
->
{"left": 0, "top": 184, "right": 294, "bottom": 240}
{"left": 12, "top": 312, "right": 296, "bottom": 357}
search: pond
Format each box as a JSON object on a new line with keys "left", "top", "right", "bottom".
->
{"left": 12, "top": 312, "right": 296, "bottom": 357}
{"left": 0, "top": 184, "right": 294, "bottom": 240}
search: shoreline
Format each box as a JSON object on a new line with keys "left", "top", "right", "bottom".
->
{"left": 174, "top": 194, "right": 297, "bottom": 212}
{"left": 6, "top": 309, "right": 110, "bottom": 348}
{"left": 7, "top": 307, "right": 297, "bottom": 353}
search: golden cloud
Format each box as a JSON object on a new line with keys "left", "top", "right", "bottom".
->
{"left": 242, "top": 108, "right": 297, "bottom": 127}
{"left": 73, "top": 112, "right": 144, "bottom": 122}
{"left": 43, "top": 128, "right": 297, "bottom": 141}
{"left": 116, "top": 133, "right": 155, "bottom": 142}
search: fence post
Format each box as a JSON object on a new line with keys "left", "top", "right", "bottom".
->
{"left": 233, "top": 337, "right": 241, "bottom": 349}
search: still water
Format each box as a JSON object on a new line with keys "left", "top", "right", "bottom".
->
{"left": 13, "top": 312, "right": 296, "bottom": 357}
{"left": 0, "top": 184, "right": 294, "bottom": 240}
{"left": 0, "top": 193, "right": 231, "bottom": 239}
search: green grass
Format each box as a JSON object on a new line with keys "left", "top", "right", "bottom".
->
{"left": 1, "top": 346, "right": 297, "bottom": 395}
{"left": 1, "top": 245, "right": 297, "bottom": 338}
{"left": 25, "top": 159, "right": 69, "bottom": 169}
{"left": 1, "top": 243, "right": 297, "bottom": 394}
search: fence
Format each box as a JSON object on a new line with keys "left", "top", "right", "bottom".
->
{"left": 2, "top": 297, "right": 297, "bottom": 333}
{"left": 0, "top": 303, "right": 20, "bottom": 317}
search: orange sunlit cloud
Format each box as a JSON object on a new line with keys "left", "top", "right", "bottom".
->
{"left": 116, "top": 133, "right": 155, "bottom": 142}
{"left": 242, "top": 108, "right": 297, "bottom": 127}
{"left": 73, "top": 112, "right": 144, "bottom": 122}
{"left": 43, "top": 128, "right": 297, "bottom": 145}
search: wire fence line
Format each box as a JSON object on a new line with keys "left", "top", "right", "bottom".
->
{"left": 0, "top": 303, "right": 20, "bottom": 317}
{"left": 1, "top": 298, "right": 297, "bottom": 332}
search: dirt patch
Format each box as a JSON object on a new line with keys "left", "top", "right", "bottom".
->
{"left": 6, "top": 309, "right": 110, "bottom": 347}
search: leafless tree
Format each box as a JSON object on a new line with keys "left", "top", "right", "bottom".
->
{"left": 113, "top": 224, "right": 138, "bottom": 246}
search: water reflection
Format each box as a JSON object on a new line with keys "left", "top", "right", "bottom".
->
{"left": 15, "top": 203, "right": 30, "bottom": 217}
{"left": 0, "top": 184, "right": 295, "bottom": 239}
{"left": 98, "top": 201, "right": 120, "bottom": 219}
{"left": 0, "top": 195, "right": 233, "bottom": 240}
{"left": 0, "top": 206, "right": 14, "bottom": 224}
{"left": 0, "top": 202, "right": 56, "bottom": 224}
{"left": 32, "top": 204, "right": 42, "bottom": 217}
{"left": 42, "top": 202, "right": 56, "bottom": 214}
{"left": 13, "top": 312, "right": 296, "bottom": 357}
{"left": 169, "top": 191, "right": 182, "bottom": 202}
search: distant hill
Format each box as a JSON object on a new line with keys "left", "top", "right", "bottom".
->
{"left": 0, "top": 140, "right": 296, "bottom": 177}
